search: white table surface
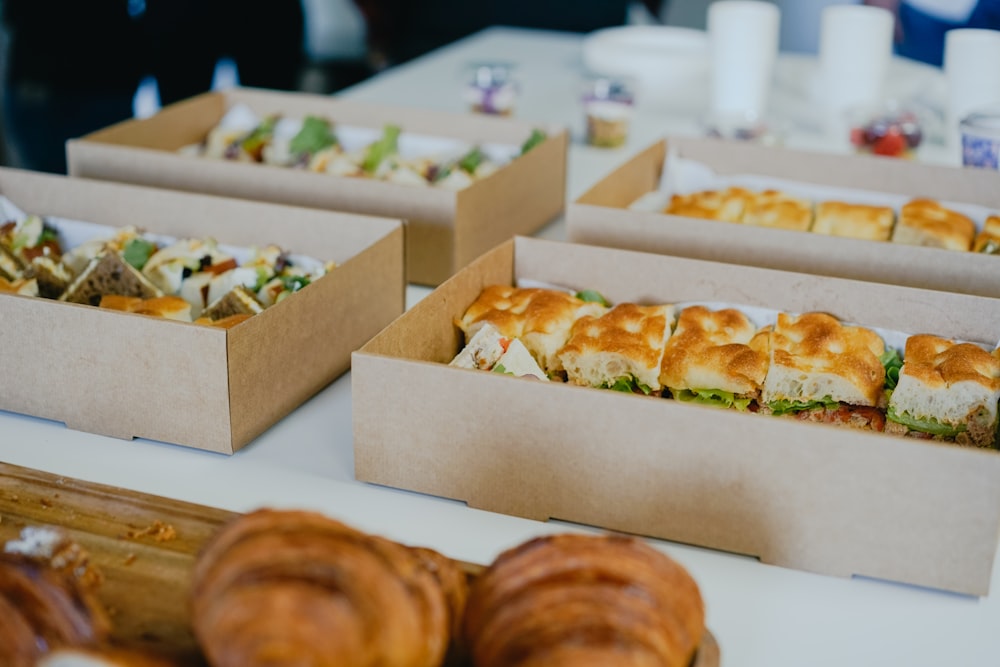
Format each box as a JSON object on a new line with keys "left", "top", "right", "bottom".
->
{"left": 3, "top": 26, "right": 998, "bottom": 667}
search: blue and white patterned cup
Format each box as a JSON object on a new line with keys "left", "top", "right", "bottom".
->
{"left": 960, "top": 110, "right": 1000, "bottom": 170}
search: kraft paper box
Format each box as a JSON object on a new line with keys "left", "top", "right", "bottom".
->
{"left": 0, "top": 168, "right": 404, "bottom": 454}
{"left": 567, "top": 137, "right": 1000, "bottom": 298}
{"left": 66, "top": 87, "right": 568, "bottom": 286}
{"left": 352, "top": 236, "right": 1000, "bottom": 596}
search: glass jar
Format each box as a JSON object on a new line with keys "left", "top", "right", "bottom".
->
{"left": 464, "top": 63, "right": 519, "bottom": 116}
{"left": 582, "top": 75, "right": 634, "bottom": 148}
{"left": 960, "top": 109, "right": 1000, "bottom": 170}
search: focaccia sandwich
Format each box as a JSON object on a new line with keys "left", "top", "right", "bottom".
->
{"left": 659, "top": 305, "right": 770, "bottom": 410}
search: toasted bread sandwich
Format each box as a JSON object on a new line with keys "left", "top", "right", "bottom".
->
{"left": 457, "top": 285, "right": 608, "bottom": 375}
{"left": 741, "top": 189, "right": 814, "bottom": 231}
{"left": 886, "top": 334, "right": 1000, "bottom": 448}
{"left": 663, "top": 187, "right": 753, "bottom": 223}
{"left": 973, "top": 215, "right": 1000, "bottom": 254}
{"left": 891, "top": 199, "right": 975, "bottom": 251}
{"left": 59, "top": 251, "right": 163, "bottom": 306}
{"left": 659, "top": 306, "right": 770, "bottom": 410}
{"left": 450, "top": 322, "right": 547, "bottom": 380}
{"left": 812, "top": 201, "right": 895, "bottom": 241}
{"left": 558, "top": 303, "right": 674, "bottom": 394}
{"left": 760, "top": 312, "right": 888, "bottom": 429}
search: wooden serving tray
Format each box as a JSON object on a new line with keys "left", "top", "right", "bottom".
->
{"left": 0, "top": 462, "right": 720, "bottom": 666}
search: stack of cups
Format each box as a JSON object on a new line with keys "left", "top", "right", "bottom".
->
{"left": 818, "top": 4, "right": 895, "bottom": 121}
{"left": 943, "top": 28, "right": 1000, "bottom": 161}
{"left": 707, "top": 0, "right": 780, "bottom": 126}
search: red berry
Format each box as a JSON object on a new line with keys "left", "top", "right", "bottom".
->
{"left": 873, "top": 131, "right": 906, "bottom": 157}
{"left": 850, "top": 127, "right": 865, "bottom": 146}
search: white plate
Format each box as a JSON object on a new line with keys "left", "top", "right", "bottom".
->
{"left": 582, "top": 25, "right": 710, "bottom": 112}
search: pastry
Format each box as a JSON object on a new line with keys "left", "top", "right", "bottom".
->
{"left": 0, "top": 527, "right": 111, "bottom": 667}
{"left": 462, "top": 533, "right": 705, "bottom": 667}
{"left": 191, "top": 508, "right": 465, "bottom": 667}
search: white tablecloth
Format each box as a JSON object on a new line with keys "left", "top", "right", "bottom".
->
{"left": 2, "top": 27, "right": 996, "bottom": 667}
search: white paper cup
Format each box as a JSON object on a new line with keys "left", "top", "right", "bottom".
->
{"left": 944, "top": 29, "right": 1000, "bottom": 149}
{"left": 707, "top": 0, "right": 780, "bottom": 118}
{"left": 818, "top": 4, "right": 894, "bottom": 116}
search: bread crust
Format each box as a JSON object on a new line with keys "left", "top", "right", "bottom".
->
{"left": 892, "top": 199, "right": 975, "bottom": 251}
{"left": 741, "top": 189, "right": 813, "bottom": 231}
{"left": 812, "top": 201, "right": 895, "bottom": 241}
{"left": 458, "top": 286, "right": 607, "bottom": 374}
{"left": 762, "top": 312, "right": 885, "bottom": 407}
{"left": 659, "top": 306, "right": 768, "bottom": 396}
{"left": 559, "top": 303, "right": 674, "bottom": 391}
{"left": 973, "top": 214, "right": 1000, "bottom": 253}
{"left": 664, "top": 186, "right": 753, "bottom": 223}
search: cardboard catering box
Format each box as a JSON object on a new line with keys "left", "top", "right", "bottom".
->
{"left": 568, "top": 137, "right": 1000, "bottom": 298}
{"left": 352, "top": 236, "right": 1000, "bottom": 596}
{"left": 66, "top": 87, "right": 568, "bottom": 287}
{"left": 0, "top": 168, "right": 404, "bottom": 454}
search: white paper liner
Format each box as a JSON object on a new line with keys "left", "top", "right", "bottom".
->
{"left": 0, "top": 196, "right": 326, "bottom": 275}
{"left": 628, "top": 154, "right": 1000, "bottom": 232}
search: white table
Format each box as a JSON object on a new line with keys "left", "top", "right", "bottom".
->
{"left": 3, "top": 27, "right": 997, "bottom": 667}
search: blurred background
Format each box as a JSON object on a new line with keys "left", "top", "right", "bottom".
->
{"left": 0, "top": 0, "right": 988, "bottom": 173}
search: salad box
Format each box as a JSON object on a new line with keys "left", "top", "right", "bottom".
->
{"left": 66, "top": 87, "right": 568, "bottom": 286}
{"left": 0, "top": 168, "right": 404, "bottom": 454}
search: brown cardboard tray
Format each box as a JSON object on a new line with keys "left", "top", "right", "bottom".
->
{"left": 352, "top": 235, "right": 1000, "bottom": 596}
{"left": 66, "top": 87, "right": 568, "bottom": 286}
{"left": 0, "top": 462, "right": 720, "bottom": 667}
{"left": 568, "top": 137, "right": 1000, "bottom": 298}
{"left": 0, "top": 167, "right": 404, "bottom": 454}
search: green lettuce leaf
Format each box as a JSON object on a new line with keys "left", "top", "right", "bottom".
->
{"left": 458, "top": 147, "right": 484, "bottom": 173}
{"left": 886, "top": 406, "right": 966, "bottom": 437}
{"left": 241, "top": 115, "right": 278, "bottom": 156}
{"left": 122, "top": 238, "right": 156, "bottom": 270}
{"left": 674, "top": 388, "right": 752, "bottom": 411}
{"left": 290, "top": 116, "right": 337, "bottom": 156}
{"left": 880, "top": 347, "right": 902, "bottom": 391}
{"left": 768, "top": 396, "right": 840, "bottom": 416}
{"left": 363, "top": 124, "right": 401, "bottom": 173}
{"left": 520, "top": 129, "right": 546, "bottom": 154}
{"left": 574, "top": 289, "right": 610, "bottom": 307}
{"left": 607, "top": 376, "right": 653, "bottom": 395}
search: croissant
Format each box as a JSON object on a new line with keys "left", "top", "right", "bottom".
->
{"left": 0, "top": 552, "right": 111, "bottom": 667}
{"left": 462, "top": 533, "right": 705, "bottom": 667}
{"left": 190, "top": 508, "right": 466, "bottom": 667}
